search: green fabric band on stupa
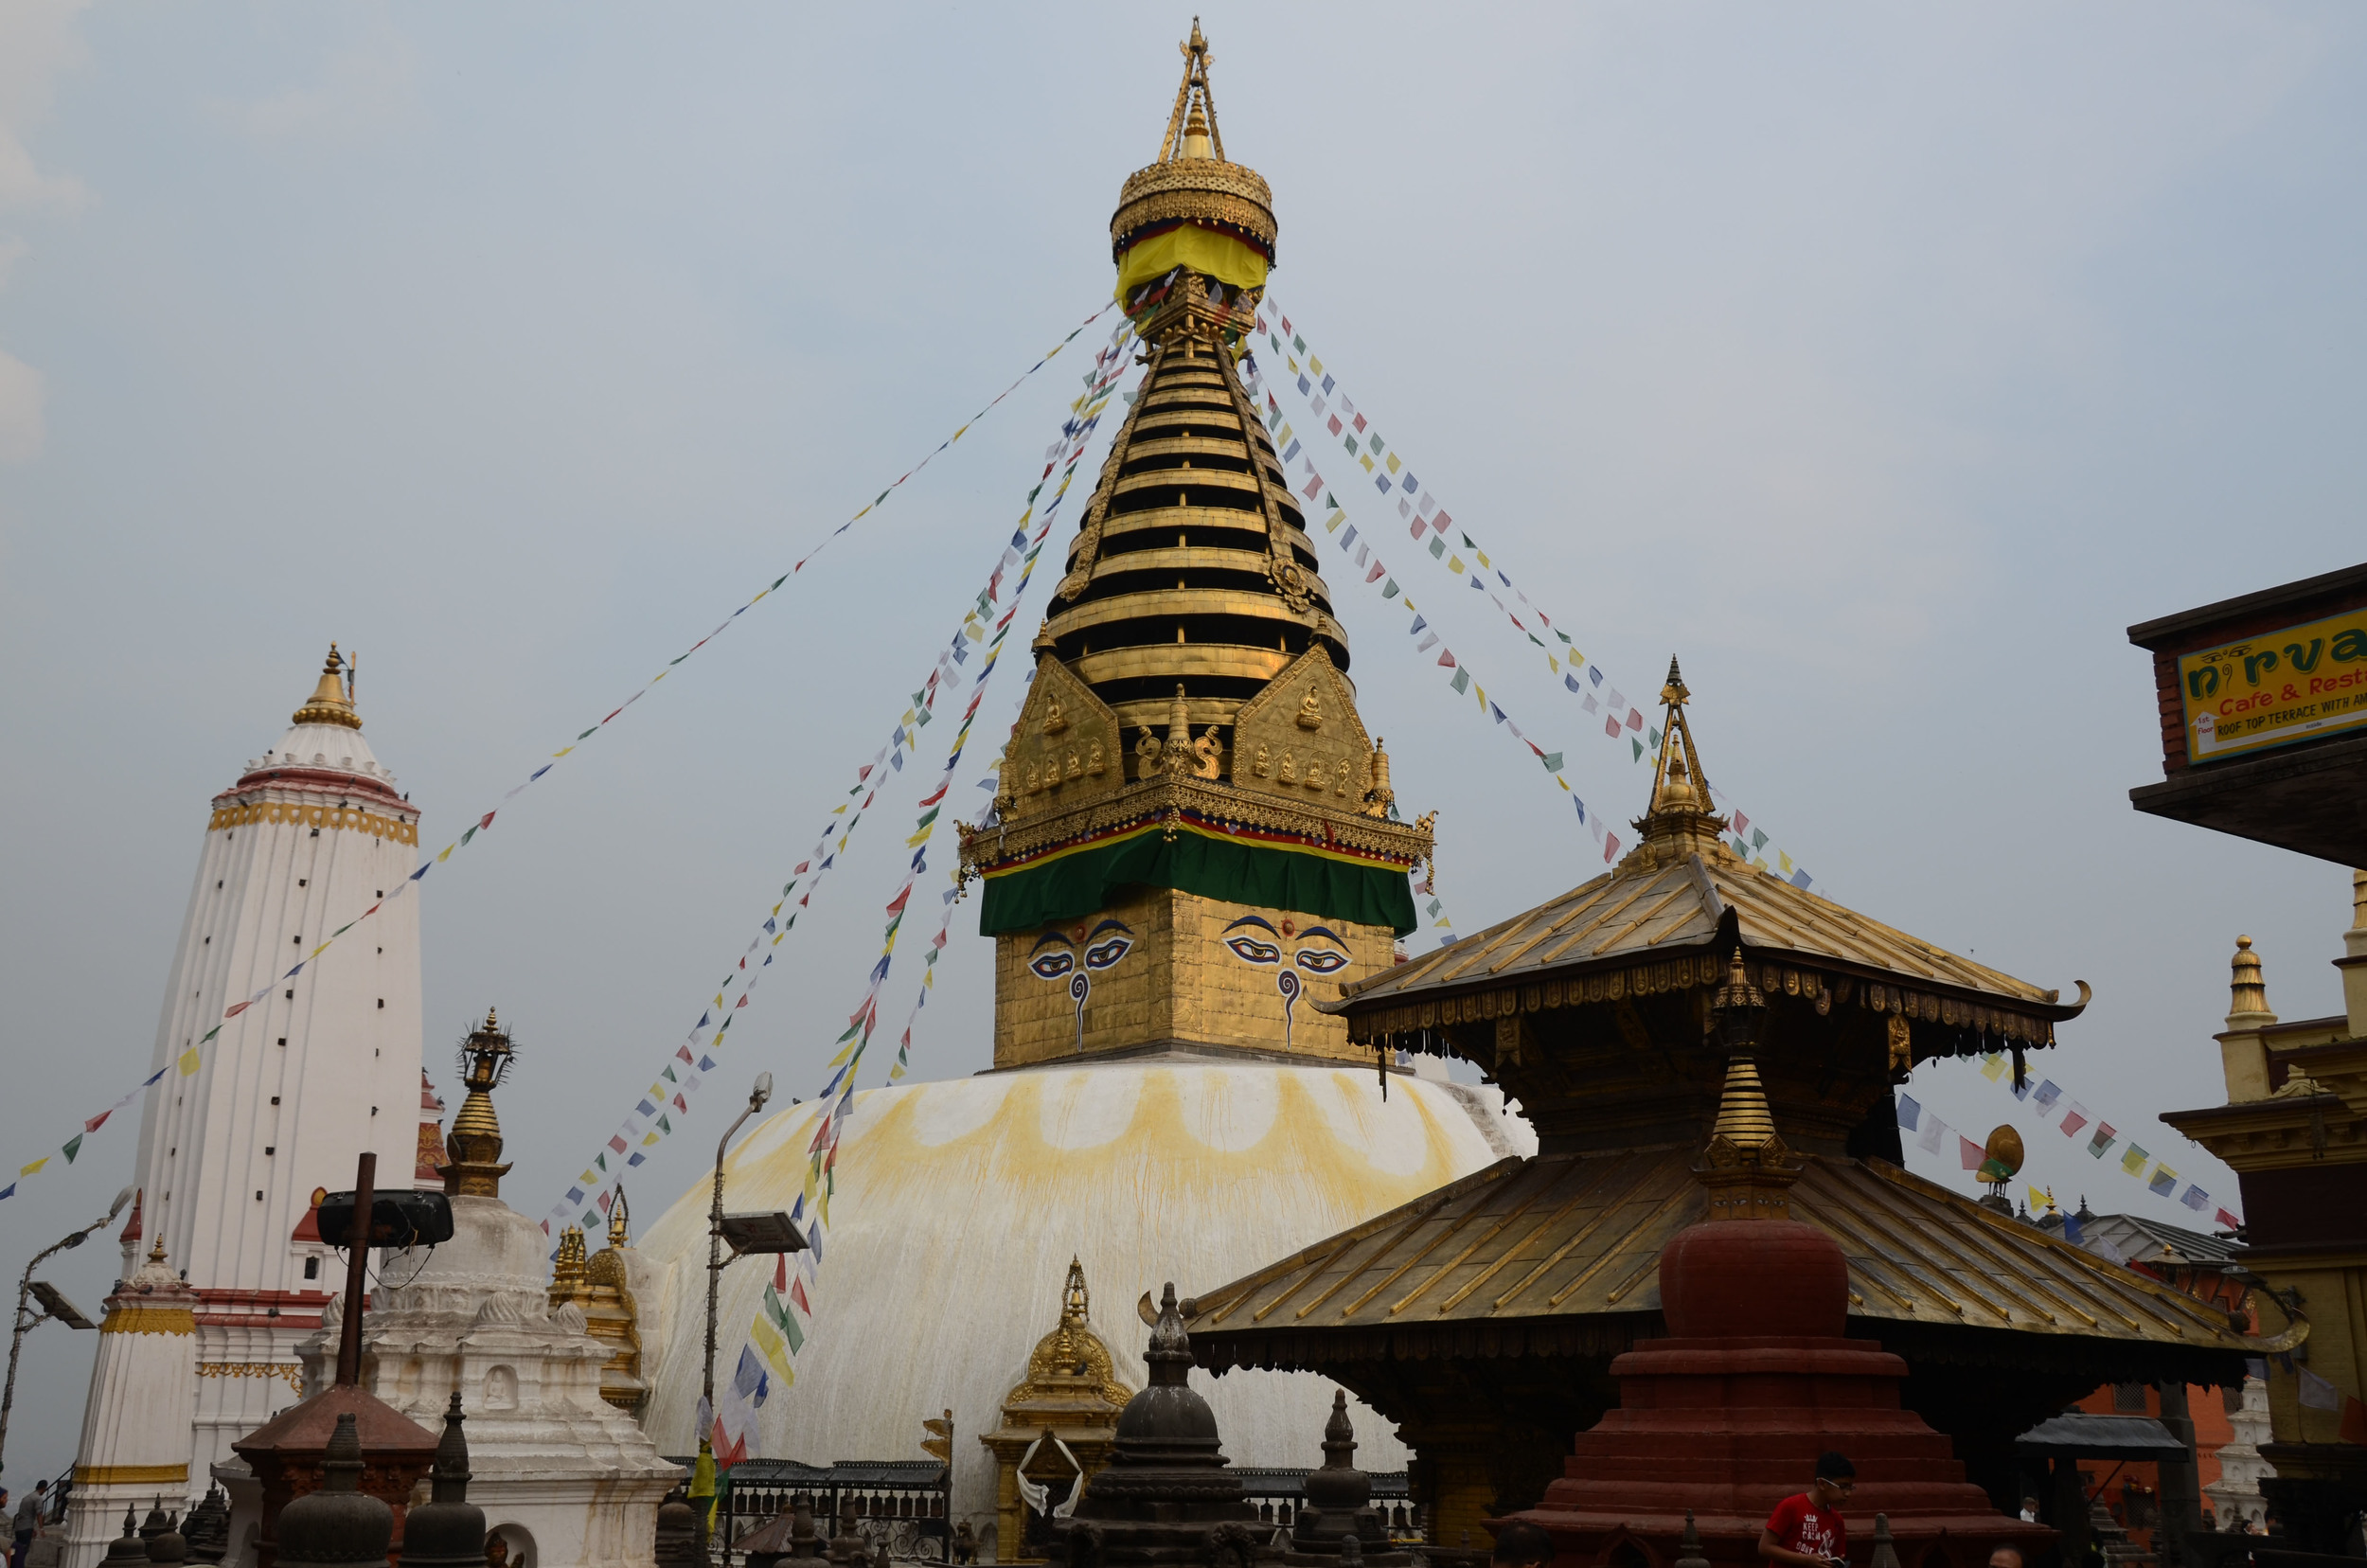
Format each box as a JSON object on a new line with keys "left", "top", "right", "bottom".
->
{"left": 979, "top": 824, "right": 1415, "bottom": 936}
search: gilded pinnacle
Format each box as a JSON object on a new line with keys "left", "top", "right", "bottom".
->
{"left": 291, "top": 642, "right": 364, "bottom": 731}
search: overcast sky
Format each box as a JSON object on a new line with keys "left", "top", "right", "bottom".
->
{"left": 3, "top": 4, "right": 2364, "bottom": 1484}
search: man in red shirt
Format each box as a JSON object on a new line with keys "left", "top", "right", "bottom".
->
{"left": 1760, "top": 1452, "right": 1855, "bottom": 1568}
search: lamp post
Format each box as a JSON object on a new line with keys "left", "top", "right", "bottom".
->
{"left": 0, "top": 1185, "right": 132, "bottom": 1478}
{"left": 693, "top": 1073, "right": 809, "bottom": 1563}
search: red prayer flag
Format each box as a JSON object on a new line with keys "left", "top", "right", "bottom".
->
{"left": 674, "top": 1094, "right": 689, "bottom": 1112}
{"left": 1601, "top": 831, "right": 1621, "bottom": 863}
{"left": 478, "top": 811, "right": 495, "bottom": 830}
{"left": 1626, "top": 709, "right": 1645, "bottom": 732}
{"left": 677, "top": 1045, "right": 695, "bottom": 1063}
{"left": 224, "top": 1001, "right": 254, "bottom": 1019}
{"left": 608, "top": 1134, "right": 629, "bottom": 1154}
{"left": 1960, "top": 1136, "right": 1985, "bottom": 1170}
{"left": 2216, "top": 1208, "right": 2242, "bottom": 1229}
{"left": 884, "top": 886, "right": 912, "bottom": 916}
{"left": 84, "top": 1110, "right": 111, "bottom": 1134}
{"left": 791, "top": 1276, "right": 813, "bottom": 1314}
{"left": 1605, "top": 717, "right": 1622, "bottom": 739}
{"left": 2058, "top": 1108, "right": 2090, "bottom": 1138}
{"left": 1437, "top": 650, "right": 1456, "bottom": 669}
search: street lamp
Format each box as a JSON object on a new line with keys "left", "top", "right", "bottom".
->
{"left": 693, "top": 1073, "right": 807, "bottom": 1560}
{"left": 0, "top": 1185, "right": 133, "bottom": 1478}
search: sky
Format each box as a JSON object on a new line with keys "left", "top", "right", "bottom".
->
{"left": 3, "top": 2, "right": 2365, "bottom": 1488}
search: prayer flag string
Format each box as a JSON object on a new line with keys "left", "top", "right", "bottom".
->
{"left": 2, "top": 304, "right": 1115, "bottom": 1210}
{"left": 1895, "top": 1055, "right": 2240, "bottom": 1230}
{"left": 543, "top": 323, "right": 1137, "bottom": 1246}
{"left": 1255, "top": 297, "right": 1819, "bottom": 891}
{"left": 704, "top": 335, "right": 1136, "bottom": 1460}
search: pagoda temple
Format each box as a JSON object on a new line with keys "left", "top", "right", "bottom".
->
{"left": 1184, "top": 664, "right": 2262, "bottom": 1544}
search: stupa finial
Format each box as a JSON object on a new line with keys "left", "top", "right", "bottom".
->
{"left": 607, "top": 1183, "right": 632, "bottom": 1249}
{"left": 442, "top": 1009, "right": 516, "bottom": 1198}
{"left": 1626, "top": 655, "right": 1730, "bottom": 866}
{"left": 292, "top": 642, "right": 364, "bottom": 731}
{"left": 1158, "top": 19, "right": 1224, "bottom": 164}
{"left": 2227, "top": 935, "right": 2275, "bottom": 1026}
{"left": 1695, "top": 937, "right": 1801, "bottom": 1221}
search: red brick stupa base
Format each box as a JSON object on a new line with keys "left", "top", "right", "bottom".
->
{"left": 1505, "top": 1217, "right": 2056, "bottom": 1568}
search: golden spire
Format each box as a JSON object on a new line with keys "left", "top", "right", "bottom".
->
{"left": 1695, "top": 946, "right": 1799, "bottom": 1221}
{"left": 1157, "top": 19, "right": 1225, "bottom": 165}
{"left": 441, "top": 1007, "right": 516, "bottom": 1199}
{"left": 606, "top": 1184, "right": 632, "bottom": 1250}
{"left": 1062, "top": 1256, "right": 1091, "bottom": 1325}
{"left": 2227, "top": 935, "right": 2276, "bottom": 1028}
{"left": 291, "top": 643, "right": 363, "bottom": 731}
{"left": 548, "top": 1227, "right": 590, "bottom": 1307}
{"left": 1623, "top": 657, "right": 1732, "bottom": 871}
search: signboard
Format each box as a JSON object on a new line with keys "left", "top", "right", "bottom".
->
{"left": 2179, "top": 608, "right": 2367, "bottom": 763}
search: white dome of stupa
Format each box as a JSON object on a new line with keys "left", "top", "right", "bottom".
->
{"left": 634, "top": 1057, "right": 1532, "bottom": 1526}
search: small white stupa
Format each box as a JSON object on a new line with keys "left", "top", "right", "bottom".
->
{"left": 290, "top": 1011, "right": 679, "bottom": 1568}
{"left": 2205, "top": 1376, "right": 2278, "bottom": 1531}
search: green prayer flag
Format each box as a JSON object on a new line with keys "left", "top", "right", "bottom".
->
{"left": 62, "top": 1134, "right": 81, "bottom": 1164}
{"left": 1450, "top": 669, "right": 1471, "bottom": 694}
{"left": 596, "top": 1152, "right": 609, "bottom": 1172}
{"left": 1428, "top": 536, "right": 1446, "bottom": 559}
{"left": 657, "top": 1114, "right": 672, "bottom": 1133}
{"left": 1631, "top": 739, "right": 1644, "bottom": 761}
{"left": 1649, "top": 727, "right": 1663, "bottom": 748}
{"left": 1381, "top": 579, "right": 1398, "bottom": 598}
{"left": 461, "top": 826, "right": 478, "bottom": 846}
{"left": 1542, "top": 753, "right": 1563, "bottom": 772}
{"left": 578, "top": 727, "right": 598, "bottom": 740}
{"left": 1752, "top": 829, "right": 1768, "bottom": 849}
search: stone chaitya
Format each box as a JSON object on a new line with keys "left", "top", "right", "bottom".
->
{"left": 287, "top": 1012, "right": 676, "bottom": 1568}
{"left": 1286, "top": 1393, "right": 1407, "bottom": 1568}
{"left": 1048, "top": 1286, "right": 1277, "bottom": 1568}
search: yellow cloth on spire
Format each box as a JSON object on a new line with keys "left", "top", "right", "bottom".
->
{"left": 1114, "top": 223, "right": 1270, "bottom": 300}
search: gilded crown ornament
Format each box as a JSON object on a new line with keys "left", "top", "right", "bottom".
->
{"left": 440, "top": 1008, "right": 516, "bottom": 1199}
{"left": 292, "top": 643, "right": 364, "bottom": 731}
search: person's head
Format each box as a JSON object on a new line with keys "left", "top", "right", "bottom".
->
{"left": 1810, "top": 1452, "right": 1856, "bottom": 1509}
{"left": 1989, "top": 1547, "right": 2025, "bottom": 1568}
{"left": 1491, "top": 1520, "right": 1556, "bottom": 1568}
{"left": 31, "top": 1483, "right": 44, "bottom": 1496}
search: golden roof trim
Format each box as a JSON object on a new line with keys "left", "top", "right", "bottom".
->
{"left": 1184, "top": 1148, "right": 2252, "bottom": 1351}
{"left": 959, "top": 772, "right": 1432, "bottom": 881}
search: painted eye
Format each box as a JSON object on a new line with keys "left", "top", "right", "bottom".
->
{"left": 1224, "top": 936, "right": 1281, "bottom": 965}
{"left": 1084, "top": 936, "right": 1133, "bottom": 971}
{"left": 1029, "top": 951, "right": 1076, "bottom": 979}
{"left": 1293, "top": 949, "right": 1348, "bottom": 974}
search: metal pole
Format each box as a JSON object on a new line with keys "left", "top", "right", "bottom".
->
{"left": 0, "top": 1188, "right": 132, "bottom": 1478}
{"left": 697, "top": 1077, "right": 771, "bottom": 1565}
{"left": 337, "top": 1153, "right": 377, "bottom": 1388}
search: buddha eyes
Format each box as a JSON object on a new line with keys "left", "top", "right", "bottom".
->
{"left": 1084, "top": 935, "right": 1134, "bottom": 971}
{"left": 1224, "top": 935, "right": 1282, "bottom": 965}
{"left": 1029, "top": 951, "right": 1077, "bottom": 979}
{"left": 1291, "top": 948, "right": 1348, "bottom": 974}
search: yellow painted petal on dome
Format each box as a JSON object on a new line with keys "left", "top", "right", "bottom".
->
{"left": 909, "top": 1074, "right": 1016, "bottom": 1147}
{"left": 1301, "top": 1070, "right": 1440, "bottom": 1178}
{"left": 1175, "top": 1066, "right": 1279, "bottom": 1153}
{"left": 1038, "top": 1068, "right": 1146, "bottom": 1151}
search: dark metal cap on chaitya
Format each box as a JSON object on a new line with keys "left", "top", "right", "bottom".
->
{"left": 1048, "top": 1283, "right": 1279, "bottom": 1568}
{"left": 400, "top": 1394, "right": 489, "bottom": 1568}
{"left": 273, "top": 1413, "right": 396, "bottom": 1568}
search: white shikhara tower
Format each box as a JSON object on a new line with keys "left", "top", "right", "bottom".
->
{"left": 72, "top": 646, "right": 427, "bottom": 1536}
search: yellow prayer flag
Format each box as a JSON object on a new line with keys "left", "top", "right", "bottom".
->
{"left": 952, "top": 424, "right": 969, "bottom": 441}
{"left": 551, "top": 746, "right": 575, "bottom": 758}
{"left": 851, "top": 506, "right": 871, "bottom": 521}
{"left": 1980, "top": 1054, "right": 2008, "bottom": 1081}
{"left": 1477, "top": 550, "right": 1491, "bottom": 569}
{"left": 1752, "top": 857, "right": 1769, "bottom": 871}
{"left": 1448, "top": 556, "right": 1465, "bottom": 574}
{"left": 1360, "top": 455, "right": 1375, "bottom": 473}
{"left": 437, "top": 845, "right": 454, "bottom": 863}
{"left": 20, "top": 1158, "right": 47, "bottom": 1177}
{"left": 1779, "top": 851, "right": 1794, "bottom": 873}
{"left": 1325, "top": 512, "right": 1344, "bottom": 532}
{"left": 905, "top": 827, "right": 932, "bottom": 846}
{"left": 642, "top": 1132, "right": 660, "bottom": 1147}
{"left": 179, "top": 1047, "right": 202, "bottom": 1076}
{"left": 1386, "top": 454, "right": 1401, "bottom": 474}
{"left": 1309, "top": 355, "right": 1324, "bottom": 374}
